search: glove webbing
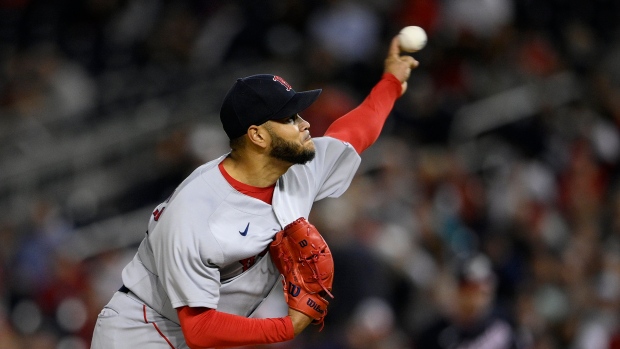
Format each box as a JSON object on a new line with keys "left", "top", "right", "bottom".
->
{"left": 302, "top": 226, "right": 334, "bottom": 299}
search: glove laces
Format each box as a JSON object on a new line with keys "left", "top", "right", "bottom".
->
{"left": 303, "top": 226, "right": 334, "bottom": 299}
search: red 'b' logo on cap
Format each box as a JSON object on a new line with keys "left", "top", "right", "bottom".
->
{"left": 273, "top": 76, "right": 292, "bottom": 91}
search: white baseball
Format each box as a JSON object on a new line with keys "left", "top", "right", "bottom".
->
{"left": 398, "top": 26, "right": 427, "bottom": 52}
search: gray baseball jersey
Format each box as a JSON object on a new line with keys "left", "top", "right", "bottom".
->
{"left": 119, "top": 136, "right": 360, "bottom": 325}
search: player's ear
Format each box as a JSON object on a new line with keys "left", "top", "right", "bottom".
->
{"left": 247, "top": 125, "right": 269, "bottom": 149}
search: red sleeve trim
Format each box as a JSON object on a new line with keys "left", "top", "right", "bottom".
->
{"left": 177, "top": 307, "right": 294, "bottom": 349}
{"left": 324, "top": 73, "right": 402, "bottom": 153}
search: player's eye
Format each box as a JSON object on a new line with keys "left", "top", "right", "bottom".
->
{"left": 274, "top": 114, "right": 299, "bottom": 125}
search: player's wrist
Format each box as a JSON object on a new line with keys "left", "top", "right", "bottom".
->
{"left": 288, "top": 309, "right": 313, "bottom": 336}
{"left": 380, "top": 72, "right": 406, "bottom": 97}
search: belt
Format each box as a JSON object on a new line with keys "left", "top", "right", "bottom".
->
{"left": 118, "top": 284, "right": 143, "bottom": 304}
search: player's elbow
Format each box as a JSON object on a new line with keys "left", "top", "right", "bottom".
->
{"left": 181, "top": 325, "right": 218, "bottom": 349}
{"left": 178, "top": 306, "right": 219, "bottom": 349}
{"left": 183, "top": 337, "right": 206, "bottom": 349}
{"left": 180, "top": 322, "right": 200, "bottom": 349}
{"left": 183, "top": 339, "right": 199, "bottom": 349}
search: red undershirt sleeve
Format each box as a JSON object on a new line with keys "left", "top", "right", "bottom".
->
{"left": 323, "top": 73, "right": 402, "bottom": 154}
{"left": 177, "top": 307, "right": 294, "bottom": 349}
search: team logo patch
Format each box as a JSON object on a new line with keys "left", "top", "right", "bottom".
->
{"left": 273, "top": 76, "right": 292, "bottom": 91}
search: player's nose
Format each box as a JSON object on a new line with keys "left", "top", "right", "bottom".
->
{"left": 298, "top": 116, "right": 310, "bottom": 131}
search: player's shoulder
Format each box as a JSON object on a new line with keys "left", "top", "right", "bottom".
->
{"left": 169, "top": 156, "right": 232, "bottom": 205}
{"left": 301, "top": 136, "right": 351, "bottom": 160}
{"left": 313, "top": 135, "right": 353, "bottom": 148}
{"left": 282, "top": 136, "right": 358, "bottom": 179}
{"left": 308, "top": 136, "right": 359, "bottom": 164}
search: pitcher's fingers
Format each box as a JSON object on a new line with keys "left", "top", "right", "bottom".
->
{"left": 402, "top": 55, "right": 419, "bottom": 69}
{"left": 389, "top": 36, "right": 401, "bottom": 58}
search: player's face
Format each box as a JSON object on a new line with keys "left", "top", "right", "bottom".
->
{"left": 266, "top": 114, "right": 315, "bottom": 165}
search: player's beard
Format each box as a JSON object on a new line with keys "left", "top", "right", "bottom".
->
{"left": 268, "top": 129, "right": 315, "bottom": 165}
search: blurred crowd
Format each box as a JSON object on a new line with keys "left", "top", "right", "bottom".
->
{"left": 2, "top": 0, "right": 620, "bottom": 348}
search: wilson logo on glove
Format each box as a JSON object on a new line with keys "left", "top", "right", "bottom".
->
{"left": 306, "top": 299, "right": 324, "bottom": 314}
{"left": 288, "top": 282, "right": 301, "bottom": 297}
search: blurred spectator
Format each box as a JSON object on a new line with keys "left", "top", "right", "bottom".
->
{"left": 307, "top": 0, "right": 381, "bottom": 65}
{"left": 322, "top": 297, "right": 410, "bottom": 349}
{"left": 10, "top": 199, "right": 73, "bottom": 299}
{"left": 413, "top": 253, "right": 530, "bottom": 349}
{"left": 443, "top": 0, "right": 514, "bottom": 40}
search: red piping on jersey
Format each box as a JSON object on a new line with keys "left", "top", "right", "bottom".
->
{"left": 144, "top": 304, "right": 176, "bottom": 349}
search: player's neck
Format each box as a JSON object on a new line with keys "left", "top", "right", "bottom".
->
{"left": 222, "top": 152, "right": 291, "bottom": 187}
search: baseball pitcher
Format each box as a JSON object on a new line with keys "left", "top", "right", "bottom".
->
{"left": 91, "top": 36, "right": 418, "bottom": 348}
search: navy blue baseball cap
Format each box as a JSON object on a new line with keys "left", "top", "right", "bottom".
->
{"left": 220, "top": 74, "right": 322, "bottom": 139}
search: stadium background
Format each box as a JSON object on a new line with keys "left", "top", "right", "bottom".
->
{"left": 1, "top": 0, "right": 620, "bottom": 348}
